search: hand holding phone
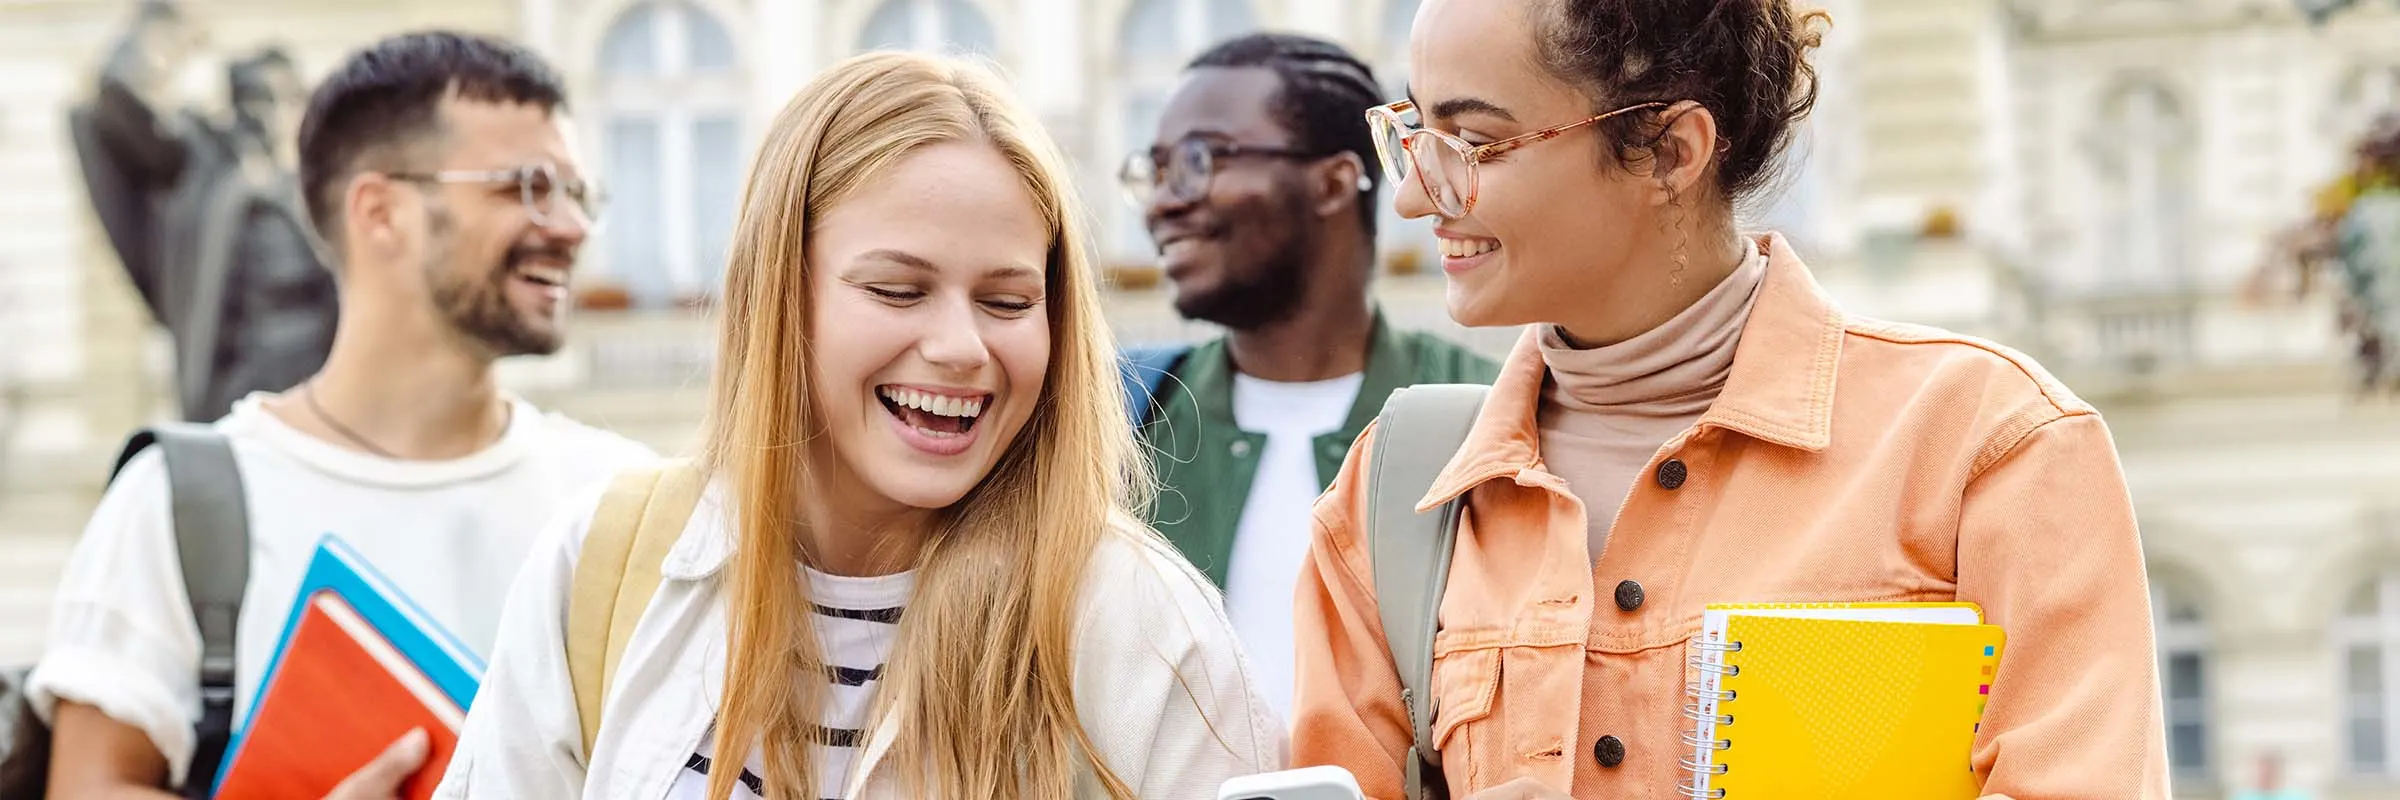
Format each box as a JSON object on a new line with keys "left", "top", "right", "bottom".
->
{"left": 1216, "top": 766, "right": 1368, "bottom": 800}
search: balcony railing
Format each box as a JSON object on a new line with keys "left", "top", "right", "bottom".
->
{"left": 2065, "top": 290, "right": 2202, "bottom": 373}
{"left": 508, "top": 257, "right": 2350, "bottom": 409}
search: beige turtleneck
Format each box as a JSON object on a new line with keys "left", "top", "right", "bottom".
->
{"left": 1536, "top": 239, "right": 1768, "bottom": 560}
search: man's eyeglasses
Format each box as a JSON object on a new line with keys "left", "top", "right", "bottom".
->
{"left": 1118, "top": 137, "right": 1329, "bottom": 206}
{"left": 387, "top": 162, "right": 605, "bottom": 229}
{"left": 1365, "top": 99, "right": 1668, "bottom": 218}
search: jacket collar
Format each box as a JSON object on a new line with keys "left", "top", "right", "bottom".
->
{"left": 1417, "top": 233, "right": 1845, "bottom": 511}
{"left": 660, "top": 479, "right": 734, "bottom": 581}
{"left": 1179, "top": 307, "right": 1420, "bottom": 435}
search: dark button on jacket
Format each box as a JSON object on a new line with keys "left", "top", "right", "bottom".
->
{"left": 1594, "top": 735, "right": 1627, "bottom": 768}
{"left": 1614, "top": 580, "right": 1644, "bottom": 612}
{"left": 1656, "top": 458, "right": 1689, "bottom": 490}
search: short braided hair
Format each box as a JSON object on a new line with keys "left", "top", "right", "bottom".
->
{"left": 1189, "top": 33, "right": 1386, "bottom": 240}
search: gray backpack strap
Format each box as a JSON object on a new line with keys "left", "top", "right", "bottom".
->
{"left": 1366, "top": 384, "right": 1488, "bottom": 800}
{"left": 112, "top": 423, "right": 249, "bottom": 796}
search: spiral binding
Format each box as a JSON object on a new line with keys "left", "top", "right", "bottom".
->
{"left": 1677, "top": 633, "right": 1744, "bottom": 799}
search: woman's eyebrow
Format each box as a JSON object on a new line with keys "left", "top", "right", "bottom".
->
{"left": 1420, "top": 92, "right": 1516, "bottom": 123}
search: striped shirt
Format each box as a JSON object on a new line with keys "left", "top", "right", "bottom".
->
{"left": 664, "top": 568, "right": 912, "bottom": 799}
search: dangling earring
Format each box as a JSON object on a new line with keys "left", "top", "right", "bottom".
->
{"left": 1667, "top": 190, "right": 1690, "bottom": 289}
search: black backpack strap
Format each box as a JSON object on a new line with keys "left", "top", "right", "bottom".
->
{"left": 0, "top": 665, "right": 52, "bottom": 800}
{"left": 113, "top": 423, "right": 249, "bottom": 796}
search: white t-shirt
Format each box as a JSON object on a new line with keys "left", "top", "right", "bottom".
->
{"left": 25, "top": 392, "right": 656, "bottom": 785}
{"left": 1225, "top": 371, "right": 1363, "bottom": 724}
{"left": 665, "top": 569, "right": 912, "bottom": 800}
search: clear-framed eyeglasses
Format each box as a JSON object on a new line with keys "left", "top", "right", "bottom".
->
{"left": 1364, "top": 99, "right": 1668, "bottom": 218}
{"left": 387, "top": 162, "right": 605, "bottom": 230}
{"left": 1118, "top": 136, "right": 1328, "bottom": 207}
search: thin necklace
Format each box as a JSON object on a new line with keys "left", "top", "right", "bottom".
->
{"left": 302, "top": 382, "right": 399, "bottom": 459}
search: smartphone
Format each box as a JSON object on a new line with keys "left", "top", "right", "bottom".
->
{"left": 1216, "top": 766, "right": 1368, "bottom": 800}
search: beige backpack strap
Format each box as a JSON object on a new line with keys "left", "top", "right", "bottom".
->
{"left": 566, "top": 460, "right": 705, "bottom": 760}
{"left": 1366, "top": 385, "right": 1488, "bottom": 800}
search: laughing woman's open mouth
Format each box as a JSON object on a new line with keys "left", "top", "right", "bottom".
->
{"left": 878, "top": 385, "right": 991, "bottom": 455}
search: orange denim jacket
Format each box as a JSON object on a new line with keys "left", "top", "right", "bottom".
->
{"left": 1290, "top": 234, "right": 2171, "bottom": 799}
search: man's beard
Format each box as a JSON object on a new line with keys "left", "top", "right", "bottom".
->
{"left": 1170, "top": 194, "right": 1317, "bottom": 332}
{"left": 423, "top": 208, "right": 565, "bottom": 357}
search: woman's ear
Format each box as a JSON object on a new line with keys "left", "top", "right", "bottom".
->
{"left": 1647, "top": 101, "right": 1721, "bottom": 205}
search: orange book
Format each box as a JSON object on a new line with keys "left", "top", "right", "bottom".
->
{"left": 209, "top": 537, "right": 481, "bottom": 800}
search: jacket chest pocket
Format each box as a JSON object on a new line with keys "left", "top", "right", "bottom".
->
{"left": 1429, "top": 647, "right": 1500, "bottom": 791}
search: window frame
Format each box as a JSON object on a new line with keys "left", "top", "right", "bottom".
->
{"left": 594, "top": 0, "right": 747, "bottom": 306}
{"left": 2338, "top": 573, "right": 2400, "bottom": 778}
{"left": 857, "top": 0, "right": 1001, "bottom": 57}
{"left": 2090, "top": 79, "right": 2194, "bottom": 295}
{"left": 2152, "top": 580, "right": 2213, "bottom": 781}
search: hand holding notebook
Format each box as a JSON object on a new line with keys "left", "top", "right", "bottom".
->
{"left": 321, "top": 729, "right": 432, "bottom": 799}
{"left": 1681, "top": 602, "right": 2006, "bottom": 800}
{"left": 208, "top": 536, "right": 483, "bottom": 800}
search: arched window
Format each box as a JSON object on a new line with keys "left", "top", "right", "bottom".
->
{"left": 1111, "top": 0, "right": 1259, "bottom": 260}
{"left": 2093, "top": 80, "right": 2192, "bottom": 292}
{"left": 597, "top": 0, "right": 746, "bottom": 306}
{"left": 857, "top": 0, "right": 999, "bottom": 57}
{"left": 2339, "top": 573, "right": 2400, "bottom": 775}
{"left": 2152, "top": 580, "right": 2211, "bottom": 779}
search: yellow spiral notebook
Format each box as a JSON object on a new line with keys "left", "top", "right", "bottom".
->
{"left": 1680, "top": 603, "right": 2006, "bottom": 799}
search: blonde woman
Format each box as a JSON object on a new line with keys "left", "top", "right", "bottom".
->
{"left": 436, "top": 52, "right": 1283, "bottom": 799}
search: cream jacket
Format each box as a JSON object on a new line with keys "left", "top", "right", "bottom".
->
{"left": 435, "top": 479, "right": 1286, "bottom": 798}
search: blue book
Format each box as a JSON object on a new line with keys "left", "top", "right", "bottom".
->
{"left": 207, "top": 535, "right": 485, "bottom": 799}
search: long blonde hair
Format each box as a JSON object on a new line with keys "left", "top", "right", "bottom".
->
{"left": 696, "top": 51, "right": 1151, "bottom": 800}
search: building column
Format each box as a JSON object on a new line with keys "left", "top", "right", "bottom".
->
{"left": 755, "top": 0, "right": 816, "bottom": 116}
{"left": 521, "top": 0, "right": 560, "bottom": 56}
{"left": 1018, "top": 0, "right": 1094, "bottom": 219}
{"left": 1280, "top": 0, "right": 1344, "bottom": 40}
{"left": 1016, "top": 0, "right": 1082, "bottom": 120}
{"left": 75, "top": 228, "right": 158, "bottom": 448}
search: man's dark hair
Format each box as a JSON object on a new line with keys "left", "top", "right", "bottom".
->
{"left": 1188, "top": 33, "right": 1385, "bottom": 240}
{"left": 297, "top": 30, "right": 569, "bottom": 251}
